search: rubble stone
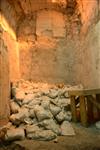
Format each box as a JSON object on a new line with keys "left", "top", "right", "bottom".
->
{"left": 5, "top": 128, "right": 25, "bottom": 141}
{"left": 34, "top": 105, "right": 53, "bottom": 121}
{"left": 39, "top": 119, "right": 61, "bottom": 135}
{"left": 50, "top": 104, "right": 61, "bottom": 116}
{"left": 10, "top": 100, "right": 20, "bottom": 113}
{"left": 95, "top": 121, "right": 100, "bottom": 129}
{"left": 15, "top": 89, "right": 25, "bottom": 101}
{"left": 61, "top": 121, "right": 75, "bottom": 136}
{"left": 9, "top": 80, "right": 77, "bottom": 141}
{"left": 26, "top": 125, "right": 57, "bottom": 141}
{"left": 10, "top": 108, "right": 29, "bottom": 125}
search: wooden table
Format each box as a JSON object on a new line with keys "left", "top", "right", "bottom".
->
{"left": 68, "top": 89, "right": 100, "bottom": 127}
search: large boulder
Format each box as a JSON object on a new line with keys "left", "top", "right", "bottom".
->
{"left": 9, "top": 108, "right": 29, "bottom": 125}
{"left": 56, "top": 110, "right": 72, "bottom": 123}
{"left": 34, "top": 105, "right": 53, "bottom": 121}
{"left": 50, "top": 104, "right": 61, "bottom": 116}
{"left": 26, "top": 125, "right": 57, "bottom": 141}
{"left": 39, "top": 119, "right": 61, "bottom": 135}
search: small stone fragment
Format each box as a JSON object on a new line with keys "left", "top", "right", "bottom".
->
{"left": 61, "top": 121, "right": 75, "bottom": 136}
{"left": 95, "top": 121, "right": 100, "bottom": 129}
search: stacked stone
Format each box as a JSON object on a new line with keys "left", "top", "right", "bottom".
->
{"left": 5, "top": 80, "right": 83, "bottom": 141}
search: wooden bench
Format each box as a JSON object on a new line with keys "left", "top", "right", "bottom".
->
{"left": 68, "top": 89, "right": 100, "bottom": 127}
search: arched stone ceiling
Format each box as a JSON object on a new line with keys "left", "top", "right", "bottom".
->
{"left": 0, "top": 0, "right": 100, "bottom": 37}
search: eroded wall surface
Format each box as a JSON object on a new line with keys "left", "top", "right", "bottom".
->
{"left": 0, "top": 26, "right": 10, "bottom": 122}
{"left": 18, "top": 9, "right": 82, "bottom": 84}
{"left": 0, "top": 0, "right": 20, "bottom": 82}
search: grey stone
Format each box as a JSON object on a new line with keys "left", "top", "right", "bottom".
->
{"left": 95, "top": 121, "right": 100, "bottom": 129}
{"left": 34, "top": 105, "right": 53, "bottom": 121}
{"left": 15, "top": 89, "right": 25, "bottom": 101}
{"left": 10, "top": 108, "right": 29, "bottom": 125}
{"left": 55, "top": 110, "right": 65, "bottom": 123}
{"left": 10, "top": 100, "right": 20, "bottom": 113}
{"left": 41, "top": 96, "right": 50, "bottom": 109}
{"left": 64, "top": 91, "right": 69, "bottom": 98}
{"left": 22, "top": 94, "right": 34, "bottom": 105}
{"left": 26, "top": 125, "right": 57, "bottom": 141}
{"left": 28, "top": 98, "right": 41, "bottom": 107}
{"left": 65, "top": 111, "right": 72, "bottom": 121}
{"left": 26, "top": 125, "right": 40, "bottom": 135}
{"left": 60, "top": 121, "right": 75, "bottom": 136}
{"left": 39, "top": 119, "right": 61, "bottom": 135}
{"left": 29, "top": 109, "right": 35, "bottom": 118}
{"left": 55, "top": 110, "right": 72, "bottom": 123}
{"left": 5, "top": 128, "right": 25, "bottom": 141}
{"left": 50, "top": 104, "right": 61, "bottom": 116}
{"left": 48, "top": 89, "right": 59, "bottom": 99}
{"left": 57, "top": 98, "right": 70, "bottom": 107}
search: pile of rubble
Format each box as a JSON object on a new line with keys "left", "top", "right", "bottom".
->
{"left": 4, "top": 80, "right": 83, "bottom": 141}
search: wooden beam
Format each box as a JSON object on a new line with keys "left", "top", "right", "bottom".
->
{"left": 80, "top": 96, "right": 88, "bottom": 127}
{"left": 68, "top": 88, "right": 100, "bottom": 96}
{"left": 86, "top": 96, "right": 94, "bottom": 123}
{"left": 70, "top": 96, "right": 78, "bottom": 122}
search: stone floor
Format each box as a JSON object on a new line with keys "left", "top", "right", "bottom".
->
{"left": 0, "top": 123, "right": 100, "bottom": 150}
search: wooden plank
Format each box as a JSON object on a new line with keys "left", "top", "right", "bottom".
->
{"left": 68, "top": 88, "right": 100, "bottom": 96}
{"left": 96, "top": 94, "right": 100, "bottom": 119}
{"left": 86, "top": 96, "right": 94, "bottom": 123}
{"left": 88, "top": 95, "right": 100, "bottom": 110}
{"left": 70, "top": 96, "right": 78, "bottom": 122}
{"left": 80, "top": 96, "right": 88, "bottom": 127}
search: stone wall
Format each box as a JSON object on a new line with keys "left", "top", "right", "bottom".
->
{"left": 17, "top": 1, "right": 100, "bottom": 88}
{"left": 0, "top": 0, "right": 100, "bottom": 88}
{"left": 0, "top": 0, "right": 20, "bottom": 82}
{"left": 18, "top": 9, "right": 82, "bottom": 85}
{"left": 0, "top": 26, "right": 10, "bottom": 123}
{"left": 80, "top": 21, "right": 100, "bottom": 88}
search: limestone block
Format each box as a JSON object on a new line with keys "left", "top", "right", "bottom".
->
{"left": 39, "top": 119, "right": 61, "bottom": 135}
{"left": 34, "top": 105, "right": 53, "bottom": 121}
{"left": 60, "top": 121, "right": 75, "bottom": 136}
{"left": 50, "top": 104, "right": 61, "bottom": 116}
{"left": 10, "top": 108, "right": 29, "bottom": 125}
{"left": 26, "top": 125, "right": 57, "bottom": 141}
{"left": 5, "top": 128, "right": 25, "bottom": 141}
{"left": 10, "top": 100, "right": 20, "bottom": 113}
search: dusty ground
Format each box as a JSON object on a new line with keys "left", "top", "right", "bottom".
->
{"left": 0, "top": 123, "right": 100, "bottom": 150}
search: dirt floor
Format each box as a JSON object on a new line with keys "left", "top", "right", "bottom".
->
{"left": 0, "top": 123, "right": 100, "bottom": 150}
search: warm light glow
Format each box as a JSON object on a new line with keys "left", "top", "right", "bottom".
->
{"left": 0, "top": 12, "right": 16, "bottom": 40}
{"left": 51, "top": 0, "right": 67, "bottom": 8}
{"left": 52, "top": 0, "right": 56, "bottom": 3}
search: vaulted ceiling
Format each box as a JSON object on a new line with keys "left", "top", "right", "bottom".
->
{"left": 0, "top": 0, "right": 100, "bottom": 38}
